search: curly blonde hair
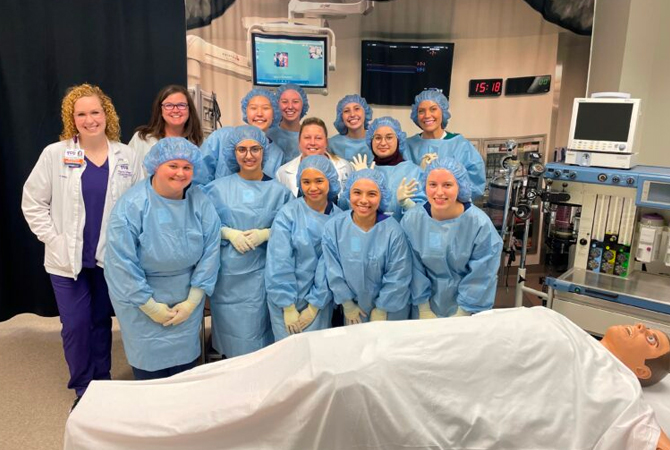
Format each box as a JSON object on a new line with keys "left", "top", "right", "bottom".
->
{"left": 59, "top": 83, "right": 121, "bottom": 142}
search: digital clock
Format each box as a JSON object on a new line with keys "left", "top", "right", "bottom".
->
{"left": 468, "top": 78, "right": 503, "bottom": 97}
{"left": 505, "top": 75, "right": 551, "bottom": 96}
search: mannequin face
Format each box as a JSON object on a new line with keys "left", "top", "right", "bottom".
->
{"left": 417, "top": 100, "right": 443, "bottom": 134}
{"left": 602, "top": 323, "right": 670, "bottom": 380}
{"left": 371, "top": 126, "right": 398, "bottom": 158}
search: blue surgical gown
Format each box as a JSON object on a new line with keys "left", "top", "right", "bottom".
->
{"left": 265, "top": 198, "right": 341, "bottom": 340}
{"left": 375, "top": 161, "right": 426, "bottom": 221}
{"left": 266, "top": 127, "right": 300, "bottom": 164}
{"left": 200, "top": 127, "right": 284, "bottom": 183}
{"left": 406, "top": 133, "right": 486, "bottom": 200}
{"left": 400, "top": 204, "right": 502, "bottom": 318}
{"left": 202, "top": 174, "right": 292, "bottom": 357}
{"left": 104, "top": 179, "right": 221, "bottom": 371}
{"left": 329, "top": 134, "right": 373, "bottom": 162}
{"left": 322, "top": 213, "right": 411, "bottom": 321}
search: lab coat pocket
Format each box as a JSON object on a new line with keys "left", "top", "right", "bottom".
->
{"left": 44, "top": 234, "right": 70, "bottom": 271}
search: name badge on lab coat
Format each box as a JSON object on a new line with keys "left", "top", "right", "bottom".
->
{"left": 63, "top": 149, "right": 84, "bottom": 167}
{"left": 117, "top": 158, "right": 132, "bottom": 178}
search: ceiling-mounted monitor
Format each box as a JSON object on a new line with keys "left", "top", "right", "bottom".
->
{"left": 251, "top": 32, "right": 328, "bottom": 89}
{"left": 361, "top": 40, "right": 454, "bottom": 106}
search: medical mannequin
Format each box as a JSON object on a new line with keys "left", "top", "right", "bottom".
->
{"left": 64, "top": 307, "right": 670, "bottom": 450}
{"left": 602, "top": 323, "right": 670, "bottom": 449}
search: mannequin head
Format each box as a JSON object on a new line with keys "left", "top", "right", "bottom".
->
{"left": 601, "top": 323, "right": 670, "bottom": 386}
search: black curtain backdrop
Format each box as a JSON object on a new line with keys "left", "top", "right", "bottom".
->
{"left": 0, "top": 0, "right": 187, "bottom": 321}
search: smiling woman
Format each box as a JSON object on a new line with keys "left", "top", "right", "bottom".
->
{"left": 128, "top": 85, "right": 203, "bottom": 165}
{"left": 104, "top": 137, "right": 220, "bottom": 381}
{"left": 21, "top": 83, "right": 143, "bottom": 409}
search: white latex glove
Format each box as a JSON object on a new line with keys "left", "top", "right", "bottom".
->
{"left": 453, "top": 306, "right": 472, "bottom": 317}
{"left": 396, "top": 177, "right": 418, "bottom": 209}
{"left": 164, "top": 287, "right": 204, "bottom": 326}
{"left": 369, "top": 308, "right": 387, "bottom": 321}
{"left": 418, "top": 301, "right": 438, "bottom": 320}
{"left": 244, "top": 228, "right": 271, "bottom": 248}
{"left": 221, "top": 227, "right": 253, "bottom": 254}
{"left": 342, "top": 300, "right": 367, "bottom": 325}
{"left": 283, "top": 304, "right": 301, "bottom": 334}
{"left": 139, "top": 298, "right": 175, "bottom": 325}
{"left": 298, "top": 304, "right": 319, "bottom": 330}
{"left": 420, "top": 152, "right": 439, "bottom": 170}
{"left": 351, "top": 154, "right": 376, "bottom": 171}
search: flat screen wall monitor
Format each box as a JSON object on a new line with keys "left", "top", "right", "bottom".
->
{"left": 251, "top": 33, "right": 327, "bottom": 89}
{"left": 361, "top": 40, "right": 454, "bottom": 106}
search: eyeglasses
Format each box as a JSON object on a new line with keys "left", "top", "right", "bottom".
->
{"left": 373, "top": 134, "right": 397, "bottom": 143}
{"left": 162, "top": 102, "right": 188, "bottom": 111}
{"left": 235, "top": 146, "right": 263, "bottom": 155}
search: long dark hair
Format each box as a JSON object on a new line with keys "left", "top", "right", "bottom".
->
{"left": 136, "top": 85, "right": 203, "bottom": 146}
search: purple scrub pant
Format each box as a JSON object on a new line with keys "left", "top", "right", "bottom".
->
{"left": 50, "top": 267, "right": 113, "bottom": 397}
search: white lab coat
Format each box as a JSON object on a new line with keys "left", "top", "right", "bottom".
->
{"left": 275, "top": 154, "right": 352, "bottom": 196}
{"left": 127, "top": 131, "right": 157, "bottom": 176}
{"left": 22, "top": 139, "right": 143, "bottom": 279}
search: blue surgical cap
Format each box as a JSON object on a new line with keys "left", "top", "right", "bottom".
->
{"left": 223, "top": 125, "right": 269, "bottom": 173}
{"left": 410, "top": 89, "right": 451, "bottom": 129}
{"left": 333, "top": 94, "right": 373, "bottom": 135}
{"left": 343, "top": 168, "right": 391, "bottom": 212}
{"left": 296, "top": 155, "right": 340, "bottom": 201}
{"left": 365, "top": 116, "right": 408, "bottom": 160}
{"left": 420, "top": 156, "right": 472, "bottom": 203}
{"left": 276, "top": 83, "right": 309, "bottom": 119}
{"left": 241, "top": 88, "right": 281, "bottom": 128}
{"left": 144, "top": 137, "right": 205, "bottom": 180}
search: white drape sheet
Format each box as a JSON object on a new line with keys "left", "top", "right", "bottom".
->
{"left": 64, "top": 307, "right": 661, "bottom": 450}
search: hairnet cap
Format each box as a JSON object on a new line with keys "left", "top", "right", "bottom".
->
{"left": 144, "top": 137, "right": 205, "bottom": 179}
{"left": 333, "top": 94, "right": 373, "bottom": 135}
{"left": 223, "top": 125, "right": 269, "bottom": 173}
{"left": 420, "top": 156, "right": 472, "bottom": 203}
{"left": 297, "top": 155, "right": 340, "bottom": 201}
{"left": 343, "top": 168, "right": 391, "bottom": 212}
{"left": 241, "top": 88, "right": 281, "bottom": 128}
{"left": 410, "top": 89, "right": 451, "bottom": 129}
{"left": 366, "top": 116, "right": 408, "bottom": 160}
{"left": 276, "top": 83, "right": 310, "bottom": 119}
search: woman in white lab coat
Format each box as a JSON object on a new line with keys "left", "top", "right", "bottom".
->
{"left": 22, "top": 83, "right": 143, "bottom": 409}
